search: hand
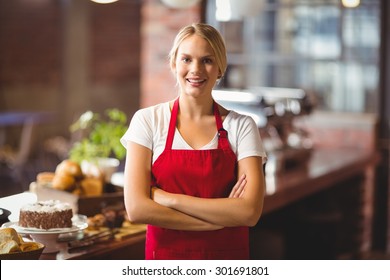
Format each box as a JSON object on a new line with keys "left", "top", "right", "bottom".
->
{"left": 151, "top": 187, "right": 225, "bottom": 230}
{"left": 229, "top": 174, "right": 247, "bottom": 198}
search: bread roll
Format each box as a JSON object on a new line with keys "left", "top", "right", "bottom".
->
{"left": 0, "top": 228, "right": 20, "bottom": 244}
{"left": 80, "top": 177, "right": 103, "bottom": 196}
{"left": 0, "top": 228, "right": 22, "bottom": 254}
{"left": 36, "top": 172, "right": 55, "bottom": 184}
{"left": 55, "top": 159, "right": 83, "bottom": 179}
{"left": 0, "top": 228, "right": 43, "bottom": 254}
{"left": 19, "top": 242, "right": 40, "bottom": 252}
{"left": 0, "top": 240, "right": 21, "bottom": 254}
{"left": 52, "top": 173, "right": 76, "bottom": 191}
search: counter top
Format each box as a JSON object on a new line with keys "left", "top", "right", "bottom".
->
{"left": 263, "top": 147, "right": 380, "bottom": 215}
{"left": 40, "top": 229, "right": 146, "bottom": 260}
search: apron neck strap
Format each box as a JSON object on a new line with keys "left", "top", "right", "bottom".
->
{"left": 213, "top": 102, "right": 229, "bottom": 149}
{"left": 165, "top": 98, "right": 180, "bottom": 150}
{"left": 166, "top": 98, "right": 229, "bottom": 150}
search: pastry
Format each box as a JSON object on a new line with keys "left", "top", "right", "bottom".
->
{"left": 36, "top": 172, "right": 55, "bottom": 185}
{"left": 80, "top": 177, "right": 103, "bottom": 196}
{"left": 55, "top": 159, "right": 83, "bottom": 179}
{"left": 51, "top": 173, "right": 76, "bottom": 191}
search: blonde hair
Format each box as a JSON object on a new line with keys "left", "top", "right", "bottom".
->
{"left": 168, "top": 23, "right": 227, "bottom": 79}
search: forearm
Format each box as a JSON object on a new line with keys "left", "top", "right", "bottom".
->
{"left": 126, "top": 196, "right": 223, "bottom": 231}
{"left": 166, "top": 194, "right": 260, "bottom": 227}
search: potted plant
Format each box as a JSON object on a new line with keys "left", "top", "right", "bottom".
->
{"left": 68, "top": 108, "right": 128, "bottom": 182}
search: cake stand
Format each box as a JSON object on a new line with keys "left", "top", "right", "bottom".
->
{"left": 2, "top": 216, "right": 88, "bottom": 253}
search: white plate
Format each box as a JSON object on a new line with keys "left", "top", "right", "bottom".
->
{"left": 1, "top": 215, "right": 87, "bottom": 235}
{"left": 2, "top": 222, "right": 84, "bottom": 235}
{"left": 1, "top": 215, "right": 88, "bottom": 253}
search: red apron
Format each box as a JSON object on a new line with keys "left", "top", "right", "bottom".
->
{"left": 146, "top": 98, "right": 249, "bottom": 260}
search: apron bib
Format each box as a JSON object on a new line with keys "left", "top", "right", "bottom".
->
{"left": 146, "top": 98, "right": 249, "bottom": 260}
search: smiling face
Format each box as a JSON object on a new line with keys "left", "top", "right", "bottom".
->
{"left": 172, "top": 34, "right": 220, "bottom": 99}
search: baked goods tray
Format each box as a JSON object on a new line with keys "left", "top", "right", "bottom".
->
{"left": 30, "top": 182, "right": 124, "bottom": 217}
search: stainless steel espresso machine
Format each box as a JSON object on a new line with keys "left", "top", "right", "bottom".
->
{"left": 212, "top": 87, "right": 316, "bottom": 175}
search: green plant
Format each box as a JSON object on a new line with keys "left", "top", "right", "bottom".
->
{"left": 68, "top": 108, "right": 128, "bottom": 163}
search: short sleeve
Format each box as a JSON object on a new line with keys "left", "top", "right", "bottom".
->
{"left": 228, "top": 112, "right": 267, "bottom": 164}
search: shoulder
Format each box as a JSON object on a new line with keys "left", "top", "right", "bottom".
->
{"left": 216, "top": 102, "right": 256, "bottom": 123}
{"left": 131, "top": 102, "right": 169, "bottom": 124}
{"left": 134, "top": 102, "right": 169, "bottom": 118}
{"left": 123, "top": 102, "right": 170, "bottom": 148}
{"left": 225, "top": 110, "right": 258, "bottom": 128}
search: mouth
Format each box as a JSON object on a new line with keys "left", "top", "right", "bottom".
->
{"left": 186, "top": 78, "right": 206, "bottom": 86}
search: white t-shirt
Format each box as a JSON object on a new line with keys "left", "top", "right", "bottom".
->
{"left": 121, "top": 102, "right": 267, "bottom": 164}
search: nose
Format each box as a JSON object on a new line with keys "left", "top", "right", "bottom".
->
{"left": 190, "top": 60, "right": 203, "bottom": 75}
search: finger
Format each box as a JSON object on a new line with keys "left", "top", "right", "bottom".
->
{"left": 239, "top": 187, "right": 245, "bottom": 198}
{"left": 229, "top": 175, "right": 243, "bottom": 198}
{"left": 229, "top": 174, "right": 247, "bottom": 198}
{"left": 234, "top": 178, "right": 247, "bottom": 198}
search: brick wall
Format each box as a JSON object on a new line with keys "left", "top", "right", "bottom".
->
{"left": 0, "top": 0, "right": 62, "bottom": 87}
{"left": 0, "top": 0, "right": 142, "bottom": 145}
{"left": 140, "top": 0, "right": 203, "bottom": 107}
{"left": 91, "top": 2, "right": 140, "bottom": 86}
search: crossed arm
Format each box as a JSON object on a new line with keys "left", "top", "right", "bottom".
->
{"left": 123, "top": 141, "right": 265, "bottom": 231}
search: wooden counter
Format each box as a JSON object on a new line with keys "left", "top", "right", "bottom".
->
{"left": 40, "top": 147, "right": 379, "bottom": 260}
{"left": 40, "top": 230, "right": 146, "bottom": 260}
{"left": 263, "top": 147, "right": 379, "bottom": 215}
{"left": 259, "top": 147, "right": 380, "bottom": 258}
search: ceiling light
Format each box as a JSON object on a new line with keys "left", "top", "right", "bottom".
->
{"left": 90, "top": 0, "right": 119, "bottom": 4}
{"left": 341, "top": 0, "right": 360, "bottom": 8}
{"left": 161, "top": 0, "right": 201, "bottom": 9}
{"left": 216, "top": 0, "right": 263, "bottom": 22}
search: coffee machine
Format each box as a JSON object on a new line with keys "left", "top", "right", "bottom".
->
{"left": 212, "top": 87, "right": 316, "bottom": 174}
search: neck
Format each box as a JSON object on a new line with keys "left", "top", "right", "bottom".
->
{"left": 178, "top": 94, "right": 214, "bottom": 120}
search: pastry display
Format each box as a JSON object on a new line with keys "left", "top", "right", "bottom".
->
{"left": 31, "top": 160, "right": 123, "bottom": 218}
{"left": 35, "top": 159, "right": 104, "bottom": 196}
{"left": 19, "top": 200, "right": 73, "bottom": 230}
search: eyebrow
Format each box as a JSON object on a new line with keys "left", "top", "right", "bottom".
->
{"left": 179, "top": 53, "right": 215, "bottom": 58}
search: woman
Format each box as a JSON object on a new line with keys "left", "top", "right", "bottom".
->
{"left": 121, "top": 23, "right": 267, "bottom": 260}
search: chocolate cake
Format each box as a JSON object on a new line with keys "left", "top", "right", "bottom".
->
{"left": 19, "top": 200, "right": 73, "bottom": 230}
